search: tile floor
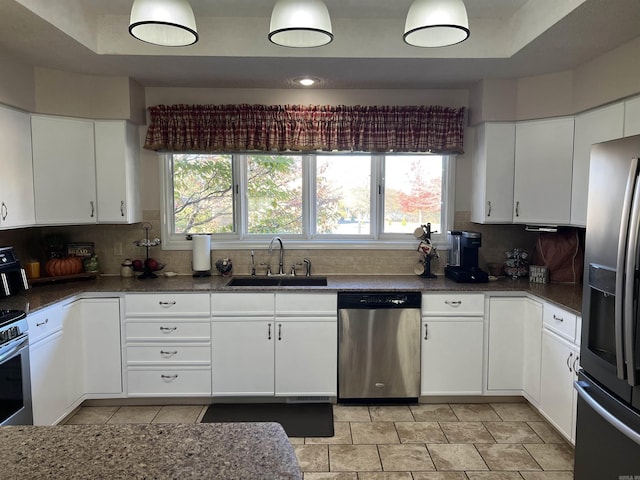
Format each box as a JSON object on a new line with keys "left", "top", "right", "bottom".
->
{"left": 65, "top": 402, "right": 574, "bottom": 480}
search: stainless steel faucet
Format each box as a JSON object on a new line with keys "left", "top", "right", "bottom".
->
{"left": 250, "top": 250, "right": 256, "bottom": 276}
{"left": 303, "top": 258, "right": 311, "bottom": 276}
{"left": 268, "top": 236, "right": 285, "bottom": 275}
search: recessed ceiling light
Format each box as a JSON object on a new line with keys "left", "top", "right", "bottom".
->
{"left": 295, "top": 77, "right": 317, "bottom": 86}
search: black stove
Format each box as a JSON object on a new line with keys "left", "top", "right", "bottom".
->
{"left": 0, "top": 309, "right": 27, "bottom": 346}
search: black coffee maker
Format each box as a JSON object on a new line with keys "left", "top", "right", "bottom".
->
{"left": 444, "top": 231, "right": 489, "bottom": 283}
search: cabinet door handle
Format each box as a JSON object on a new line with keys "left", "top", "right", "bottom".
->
{"left": 1, "top": 202, "right": 7, "bottom": 221}
{"left": 120, "top": 200, "right": 125, "bottom": 217}
{"left": 161, "top": 374, "right": 179, "bottom": 380}
{"left": 267, "top": 323, "right": 272, "bottom": 340}
{"left": 90, "top": 201, "right": 95, "bottom": 218}
{"left": 424, "top": 323, "right": 428, "bottom": 340}
{"left": 278, "top": 323, "right": 282, "bottom": 341}
{"left": 160, "top": 326, "right": 177, "bottom": 332}
{"left": 159, "top": 301, "right": 177, "bottom": 307}
{"left": 444, "top": 300, "right": 462, "bottom": 306}
{"left": 515, "top": 201, "right": 520, "bottom": 217}
{"left": 160, "top": 350, "right": 178, "bottom": 357}
{"left": 567, "top": 352, "right": 574, "bottom": 372}
{"left": 553, "top": 314, "right": 564, "bottom": 322}
{"left": 487, "top": 201, "right": 492, "bottom": 217}
{"left": 36, "top": 318, "right": 49, "bottom": 327}
{"left": 573, "top": 354, "right": 580, "bottom": 373}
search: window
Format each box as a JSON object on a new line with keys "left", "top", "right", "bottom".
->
{"left": 162, "top": 153, "right": 454, "bottom": 249}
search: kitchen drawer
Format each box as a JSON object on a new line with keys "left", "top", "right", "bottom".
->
{"left": 127, "top": 367, "right": 212, "bottom": 396}
{"left": 422, "top": 293, "right": 485, "bottom": 316}
{"left": 211, "top": 293, "right": 274, "bottom": 316}
{"left": 275, "top": 293, "right": 337, "bottom": 316}
{"left": 125, "top": 321, "right": 211, "bottom": 342}
{"left": 543, "top": 303, "right": 577, "bottom": 342}
{"left": 125, "top": 293, "right": 210, "bottom": 317}
{"left": 27, "top": 304, "right": 63, "bottom": 344}
{"left": 126, "top": 344, "right": 211, "bottom": 366}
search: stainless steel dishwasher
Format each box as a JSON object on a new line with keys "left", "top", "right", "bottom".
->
{"left": 338, "top": 292, "right": 421, "bottom": 402}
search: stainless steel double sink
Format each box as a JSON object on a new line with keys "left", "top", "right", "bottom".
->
{"left": 225, "top": 276, "right": 328, "bottom": 287}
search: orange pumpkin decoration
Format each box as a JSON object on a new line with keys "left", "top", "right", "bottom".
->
{"left": 45, "top": 257, "right": 83, "bottom": 277}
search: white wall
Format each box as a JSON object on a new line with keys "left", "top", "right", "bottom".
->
{"left": 0, "top": 50, "right": 35, "bottom": 111}
{"left": 34, "top": 67, "right": 145, "bottom": 121}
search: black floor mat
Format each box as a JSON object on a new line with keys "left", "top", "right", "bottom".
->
{"left": 200, "top": 403, "right": 334, "bottom": 437}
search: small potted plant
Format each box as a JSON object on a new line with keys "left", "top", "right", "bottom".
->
{"left": 504, "top": 248, "right": 529, "bottom": 279}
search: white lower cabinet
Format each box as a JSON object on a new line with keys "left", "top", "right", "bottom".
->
{"left": 421, "top": 293, "right": 484, "bottom": 396}
{"left": 211, "top": 292, "right": 337, "bottom": 397}
{"left": 274, "top": 320, "right": 337, "bottom": 396}
{"left": 211, "top": 320, "right": 275, "bottom": 396}
{"left": 487, "top": 297, "right": 542, "bottom": 403}
{"left": 29, "top": 298, "right": 124, "bottom": 425}
{"left": 79, "top": 298, "right": 123, "bottom": 396}
{"left": 421, "top": 319, "right": 484, "bottom": 395}
{"left": 30, "top": 330, "right": 67, "bottom": 425}
{"left": 539, "top": 328, "right": 580, "bottom": 442}
{"left": 124, "top": 293, "right": 212, "bottom": 397}
{"left": 29, "top": 303, "right": 67, "bottom": 426}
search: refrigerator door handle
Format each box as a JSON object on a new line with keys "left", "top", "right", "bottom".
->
{"left": 575, "top": 380, "right": 640, "bottom": 446}
{"left": 624, "top": 162, "right": 640, "bottom": 386}
{"left": 616, "top": 158, "right": 638, "bottom": 380}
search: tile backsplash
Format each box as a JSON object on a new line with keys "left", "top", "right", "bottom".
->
{"left": 0, "top": 211, "right": 541, "bottom": 277}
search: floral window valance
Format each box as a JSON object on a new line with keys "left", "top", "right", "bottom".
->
{"left": 144, "top": 104, "right": 465, "bottom": 154}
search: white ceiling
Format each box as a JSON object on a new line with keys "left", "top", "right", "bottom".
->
{"left": 0, "top": 0, "right": 639, "bottom": 89}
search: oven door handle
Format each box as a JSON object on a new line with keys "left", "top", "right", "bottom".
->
{"left": 0, "top": 336, "right": 28, "bottom": 364}
{"left": 575, "top": 380, "right": 640, "bottom": 446}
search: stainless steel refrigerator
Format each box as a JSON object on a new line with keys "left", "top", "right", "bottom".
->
{"left": 576, "top": 134, "right": 640, "bottom": 479}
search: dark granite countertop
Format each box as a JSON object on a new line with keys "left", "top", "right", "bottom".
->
{"left": 1, "top": 422, "right": 301, "bottom": 480}
{"left": 0, "top": 274, "right": 583, "bottom": 315}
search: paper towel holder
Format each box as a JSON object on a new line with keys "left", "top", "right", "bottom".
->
{"left": 189, "top": 234, "right": 212, "bottom": 277}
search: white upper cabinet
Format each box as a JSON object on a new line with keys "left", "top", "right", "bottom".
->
{"left": 32, "top": 115, "right": 97, "bottom": 225}
{"left": 471, "top": 123, "right": 515, "bottom": 224}
{"left": 0, "top": 105, "right": 35, "bottom": 229}
{"left": 624, "top": 95, "right": 640, "bottom": 137}
{"left": 94, "top": 121, "right": 141, "bottom": 223}
{"left": 513, "top": 117, "right": 575, "bottom": 225}
{"left": 571, "top": 103, "right": 624, "bottom": 226}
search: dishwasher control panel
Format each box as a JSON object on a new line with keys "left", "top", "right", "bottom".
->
{"left": 338, "top": 291, "right": 421, "bottom": 309}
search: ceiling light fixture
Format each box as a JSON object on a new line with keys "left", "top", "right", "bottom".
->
{"left": 129, "top": 0, "right": 198, "bottom": 47}
{"left": 269, "top": 0, "right": 333, "bottom": 48}
{"left": 295, "top": 77, "right": 317, "bottom": 86}
{"left": 403, "top": 0, "right": 470, "bottom": 48}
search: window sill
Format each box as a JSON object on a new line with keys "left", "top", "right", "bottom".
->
{"left": 161, "top": 238, "right": 448, "bottom": 251}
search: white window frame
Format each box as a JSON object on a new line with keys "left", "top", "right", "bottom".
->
{"left": 160, "top": 153, "right": 455, "bottom": 251}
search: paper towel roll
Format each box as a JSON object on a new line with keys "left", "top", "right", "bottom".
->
{"left": 192, "top": 234, "right": 211, "bottom": 272}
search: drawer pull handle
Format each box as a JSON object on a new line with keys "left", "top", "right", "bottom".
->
{"left": 267, "top": 323, "right": 272, "bottom": 340}
{"left": 553, "top": 314, "right": 564, "bottom": 322}
{"left": 445, "top": 300, "right": 462, "bottom": 306}
{"left": 424, "top": 323, "right": 428, "bottom": 340}
{"left": 573, "top": 355, "right": 580, "bottom": 373}
{"left": 36, "top": 318, "right": 49, "bottom": 327}
{"left": 160, "top": 326, "right": 177, "bottom": 332}
{"left": 161, "top": 374, "right": 179, "bottom": 381}
{"left": 278, "top": 323, "right": 282, "bottom": 341}
{"left": 160, "top": 350, "right": 178, "bottom": 356}
{"left": 566, "top": 352, "right": 574, "bottom": 371}
{"left": 159, "top": 301, "right": 177, "bottom": 306}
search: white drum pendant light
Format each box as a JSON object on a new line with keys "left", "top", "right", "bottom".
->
{"left": 404, "top": 0, "right": 470, "bottom": 47}
{"left": 269, "top": 0, "right": 333, "bottom": 48}
{"left": 129, "top": 0, "right": 198, "bottom": 46}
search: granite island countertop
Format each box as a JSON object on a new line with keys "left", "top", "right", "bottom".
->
{"left": 0, "top": 274, "right": 583, "bottom": 315}
{"left": 1, "top": 422, "right": 301, "bottom": 480}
